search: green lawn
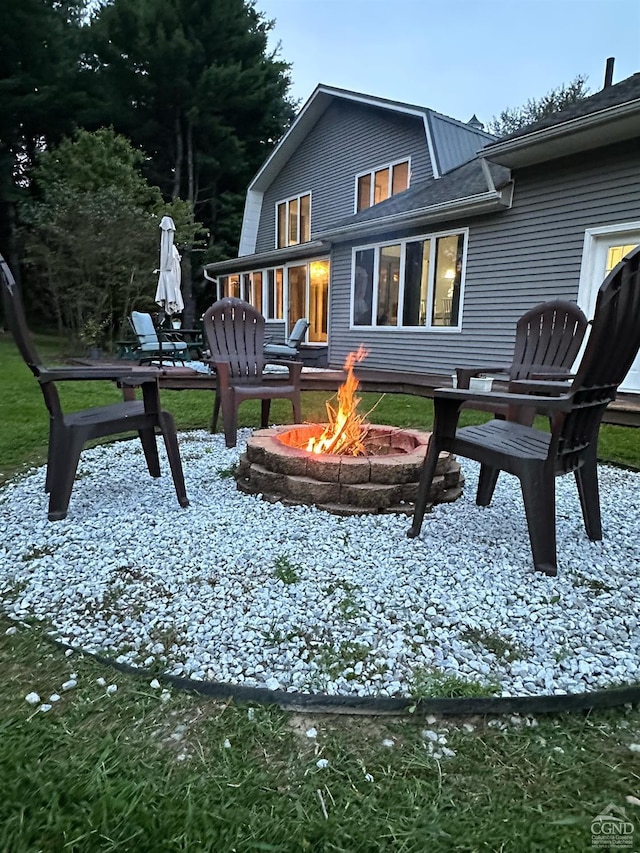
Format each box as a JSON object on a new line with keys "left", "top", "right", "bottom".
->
{"left": 1, "top": 333, "right": 639, "bottom": 852}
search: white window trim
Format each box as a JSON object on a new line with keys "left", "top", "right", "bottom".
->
{"left": 577, "top": 220, "right": 640, "bottom": 311}
{"left": 349, "top": 227, "right": 468, "bottom": 332}
{"left": 353, "top": 157, "right": 412, "bottom": 214}
{"left": 274, "top": 190, "right": 312, "bottom": 249}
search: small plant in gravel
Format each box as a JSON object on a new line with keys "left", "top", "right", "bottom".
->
{"left": 571, "top": 571, "right": 613, "bottom": 594}
{"left": 216, "top": 463, "right": 238, "bottom": 478}
{"left": 273, "top": 554, "right": 301, "bottom": 584}
{"left": 409, "top": 666, "right": 500, "bottom": 700}
{"left": 314, "top": 640, "right": 370, "bottom": 680}
{"left": 262, "top": 624, "right": 301, "bottom": 646}
{"left": 461, "top": 627, "right": 528, "bottom": 662}
{"left": 21, "top": 545, "right": 56, "bottom": 562}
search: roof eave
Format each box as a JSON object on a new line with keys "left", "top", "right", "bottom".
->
{"left": 315, "top": 184, "right": 514, "bottom": 244}
{"left": 482, "top": 100, "right": 640, "bottom": 167}
{"left": 203, "top": 241, "right": 328, "bottom": 275}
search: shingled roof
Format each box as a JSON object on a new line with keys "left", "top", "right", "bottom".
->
{"left": 489, "top": 72, "right": 640, "bottom": 143}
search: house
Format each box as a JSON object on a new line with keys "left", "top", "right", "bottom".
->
{"left": 204, "top": 71, "right": 640, "bottom": 393}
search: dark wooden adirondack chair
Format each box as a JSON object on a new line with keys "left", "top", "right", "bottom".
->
{"left": 203, "top": 297, "right": 303, "bottom": 448}
{"left": 455, "top": 299, "right": 588, "bottom": 424}
{"left": 1, "top": 255, "right": 189, "bottom": 521}
{"left": 408, "top": 245, "right": 640, "bottom": 575}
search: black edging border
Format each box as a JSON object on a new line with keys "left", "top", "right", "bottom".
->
{"left": 46, "top": 637, "right": 640, "bottom": 717}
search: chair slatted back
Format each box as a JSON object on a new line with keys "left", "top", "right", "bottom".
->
{"left": 557, "top": 245, "right": 640, "bottom": 471}
{"left": 0, "top": 254, "right": 63, "bottom": 420}
{"left": 203, "top": 297, "right": 266, "bottom": 379}
{"left": 511, "top": 299, "right": 588, "bottom": 380}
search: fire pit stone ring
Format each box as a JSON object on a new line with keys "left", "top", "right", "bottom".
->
{"left": 235, "top": 424, "right": 464, "bottom": 516}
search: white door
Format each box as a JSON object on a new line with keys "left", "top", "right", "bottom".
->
{"left": 577, "top": 226, "right": 640, "bottom": 392}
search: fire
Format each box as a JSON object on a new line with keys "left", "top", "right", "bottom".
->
{"left": 307, "top": 346, "right": 369, "bottom": 455}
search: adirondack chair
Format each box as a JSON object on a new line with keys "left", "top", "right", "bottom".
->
{"left": 203, "top": 297, "right": 303, "bottom": 448}
{"left": 455, "top": 299, "right": 588, "bottom": 424}
{"left": 408, "top": 245, "right": 640, "bottom": 576}
{"left": 129, "top": 311, "right": 190, "bottom": 365}
{"left": 0, "top": 255, "right": 189, "bottom": 521}
{"left": 264, "top": 318, "right": 310, "bottom": 359}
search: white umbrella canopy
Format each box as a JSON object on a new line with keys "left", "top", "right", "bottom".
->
{"left": 155, "top": 216, "right": 184, "bottom": 316}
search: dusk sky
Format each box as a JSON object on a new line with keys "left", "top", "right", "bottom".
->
{"left": 258, "top": 0, "right": 640, "bottom": 126}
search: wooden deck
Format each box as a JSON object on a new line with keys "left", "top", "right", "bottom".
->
{"left": 153, "top": 365, "right": 640, "bottom": 428}
{"left": 71, "top": 359, "right": 640, "bottom": 428}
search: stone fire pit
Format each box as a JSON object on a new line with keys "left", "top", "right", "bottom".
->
{"left": 235, "top": 424, "right": 463, "bottom": 515}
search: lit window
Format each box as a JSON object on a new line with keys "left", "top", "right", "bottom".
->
{"left": 352, "top": 231, "right": 466, "bottom": 329}
{"left": 356, "top": 159, "right": 410, "bottom": 212}
{"left": 276, "top": 193, "right": 311, "bottom": 248}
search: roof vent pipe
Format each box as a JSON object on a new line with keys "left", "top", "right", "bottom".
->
{"left": 603, "top": 57, "right": 615, "bottom": 88}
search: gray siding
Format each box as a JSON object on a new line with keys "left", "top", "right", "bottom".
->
{"left": 428, "top": 113, "right": 495, "bottom": 175}
{"left": 255, "top": 101, "right": 432, "bottom": 254}
{"left": 328, "top": 140, "right": 640, "bottom": 374}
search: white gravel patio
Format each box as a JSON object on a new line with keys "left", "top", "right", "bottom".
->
{"left": 1, "top": 429, "right": 638, "bottom": 699}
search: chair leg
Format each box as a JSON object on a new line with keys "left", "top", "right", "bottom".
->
{"left": 291, "top": 392, "right": 302, "bottom": 425}
{"left": 407, "top": 436, "right": 442, "bottom": 538}
{"left": 138, "top": 428, "right": 161, "bottom": 477}
{"left": 476, "top": 465, "right": 500, "bottom": 506}
{"left": 47, "top": 432, "right": 86, "bottom": 521}
{"left": 261, "top": 399, "right": 271, "bottom": 429}
{"left": 45, "top": 418, "right": 61, "bottom": 494}
{"left": 211, "top": 391, "right": 221, "bottom": 434}
{"left": 574, "top": 445, "right": 603, "bottom": 541}
{"left": 158, "top": 412, "right": 190, "bottom": 508}
{"left": 221, "top": 391, "right": 238, "bottom": 448}
{"left": 519, "top": 465, "right": 557, "bottom": 576}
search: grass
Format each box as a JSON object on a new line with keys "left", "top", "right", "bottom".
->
{"left": 1, "top": 332, "right": 640, "bottom": 851}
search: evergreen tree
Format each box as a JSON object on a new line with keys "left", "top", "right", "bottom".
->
{"left": 0, "top": 0, "right": 89, "bottom": 263}
{"left": 87, "top": 0, "right": 295, "bottom": 263}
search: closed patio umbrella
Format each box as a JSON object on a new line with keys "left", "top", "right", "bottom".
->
{"left": 155, "top": 216, "right": 184, "bottom": 317}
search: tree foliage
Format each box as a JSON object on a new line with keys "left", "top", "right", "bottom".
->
{"left": 20, "top": 128, "right": 201, "bottom": 346}
{"left": 86, "top": 0, "right": 295, "bottom": 262}
{"left": 0, "top": 0, "right": 90, "bottom": 260}
{"left": 487, "top": 75, "right": 590, "bottom": 137}
{"left": 0, "top": 0, "right": 294, "bottom": 332}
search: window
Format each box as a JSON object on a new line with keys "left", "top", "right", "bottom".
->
{"left": 276, "top": 193, "right": 311, "bottom": 248}
{"left": 216, "top": 259, "right": 330, "bottom": 342}
{"left": 351, "top": 231, "right": 466, "bottom": 329}
{"left": 266, "top": 268, "right": 284, "bottom": 320}
{"left": 219, "top": 270, "right": 280, "bottom": 318}
{"left": 356, "top": 159, "right": 410, "bottom": 212}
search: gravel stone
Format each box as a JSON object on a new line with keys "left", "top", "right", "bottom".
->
{"left": 1, "top": 430, "right": 639, "bottom": 700}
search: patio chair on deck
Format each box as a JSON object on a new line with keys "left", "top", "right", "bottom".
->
{"left": 1, "top": 255, "right": 189, "bottom": 520}
{"left": 129, "top": 311, "right": 190, "bottom": 365}
{"left": 455, "top": 299, "right": 588, "bottom": 424}
{"left": 203, "top": 297, "right": 302, "bottom": 448}
{"left": 263, "top": 318, "right": 310, "bottom": 360}
{"left": 408, "top": 245, "right": 640, "bottom": 576}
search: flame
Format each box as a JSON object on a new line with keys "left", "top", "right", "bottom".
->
{"left": 307, "top": 346, "right": 369, "bottom": 455}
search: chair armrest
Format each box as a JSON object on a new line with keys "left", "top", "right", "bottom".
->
{"left": 264, "top": 358, "right": 303, "bottom": 381}
{"left": 38, "top": 366, "right": 154, "bottom": 383}
{"left": 434, "top": 385, "right": 574, "bottom": 413}
{"left": 456, "top": 365, "right": 510, "bottom": 388}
